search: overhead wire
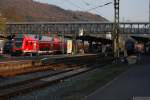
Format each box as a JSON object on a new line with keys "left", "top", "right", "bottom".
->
{"left": 80, "top": 0, "right": 113, "bottom": 10}
{"left": 67, "top": 0, "right": 100, "bottom": 15}
{"left": 61, "top": 0, "right": 112, "bottom": 15}
{"left": 88, "top": 2, "right": 113, "bottom": 11}
{"left": 81, "top": 0, "right": 90, "bottom": 6}
{"left": 66, "top": 0, "right": 86, "bottom": 11}
{"left": 59, "top": 0, "right": 67, "bottom": 5}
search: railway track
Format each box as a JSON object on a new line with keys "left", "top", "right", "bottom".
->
{"left": 0, "top": 62, "right": 110, "bottom": 99}
{"left": 0, "top": 54, "right": 98, "bottom": 76}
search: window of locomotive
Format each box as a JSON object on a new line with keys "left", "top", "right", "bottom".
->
{"left": 30, "top": 42, "right": 33, "bottom": 46}
{"left": 25, "top": 41, "right": 28, "bottom": 46}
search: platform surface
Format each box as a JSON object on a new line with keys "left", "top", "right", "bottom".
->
{"left": 85, "top": 55, "right": 150, "bottom": 100}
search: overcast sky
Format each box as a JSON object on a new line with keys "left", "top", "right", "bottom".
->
{"left": 34, "top": 0, "right": 149, "bottom": 22}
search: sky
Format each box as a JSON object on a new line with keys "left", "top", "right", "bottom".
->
{"left": 34, "top": 0, "right": 149, "bottom": 22}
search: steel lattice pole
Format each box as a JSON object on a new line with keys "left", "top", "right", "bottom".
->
{"left": 113, "top": 0, "right": 120, "bottom": 63}
{"left": 149, "top": 0, "right": 150, "bottom": 36}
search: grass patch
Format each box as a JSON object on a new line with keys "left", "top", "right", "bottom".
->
{"left": 61, "top": 64, "right": 129, "bottom": 100}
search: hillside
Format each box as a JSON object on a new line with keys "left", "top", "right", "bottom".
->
{"left": 0, "top": 0, "right": 108, "bottom": 22}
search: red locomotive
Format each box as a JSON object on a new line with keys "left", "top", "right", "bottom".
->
{"left": 3, "top": 34, "right": 67, "bottom": 56}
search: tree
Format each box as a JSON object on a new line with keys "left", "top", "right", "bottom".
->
{"left": 0, "top": 15, "right": 7, "bottom": 37}
{"left": 0, "top": 14, "right": 8, "bottom": 43}
{"left": 0, "top": 15, "right": 6, "bottom": 31}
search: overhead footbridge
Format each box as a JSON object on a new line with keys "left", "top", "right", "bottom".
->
{"left": 6, "top": 21, "right": 149, "bottom": 35}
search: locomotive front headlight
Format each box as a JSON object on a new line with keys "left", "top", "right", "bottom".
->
{"left": 34, "top": 43, "right": 36, "bottom": 46}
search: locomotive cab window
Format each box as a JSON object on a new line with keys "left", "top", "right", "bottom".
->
{"left": 25, "top": 41, "right": 28, "bottom": 46}
{"left": 30, "top": 42, "right": 32, "bottom": 45}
